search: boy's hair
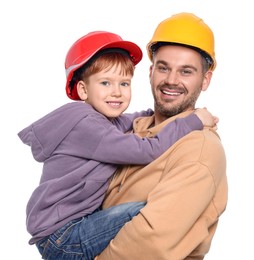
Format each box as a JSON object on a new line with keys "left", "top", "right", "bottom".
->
{"left": 69, "top": 52, "right": 135, "bottom": 92}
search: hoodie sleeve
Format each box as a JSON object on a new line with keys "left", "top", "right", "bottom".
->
{"left": 63, "top": 112, "right": 203, "bottom": 165}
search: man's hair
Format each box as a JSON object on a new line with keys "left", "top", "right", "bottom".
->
{"left": 151, "top": 42, "right": 213, "bottom": 73}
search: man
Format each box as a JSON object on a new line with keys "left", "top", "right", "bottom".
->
{"left": 96, "top": 12, "right": 228, "bottom": 259}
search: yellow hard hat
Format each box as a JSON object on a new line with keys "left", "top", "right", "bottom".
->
{"left": 147, "top": 13, "right": 216, "bottom": 70}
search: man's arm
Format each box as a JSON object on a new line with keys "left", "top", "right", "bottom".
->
{"left": 95, "top": 130, "right": 227, "bottom": 259}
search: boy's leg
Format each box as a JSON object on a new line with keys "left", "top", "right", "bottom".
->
{"left": 36, "top": 201, "right": 145, "bottom": 260}
{"left": 80, "top": 201, "right": 145, "bottom": 260}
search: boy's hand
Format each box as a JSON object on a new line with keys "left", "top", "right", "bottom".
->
{"left": 194, "top": 107, "right": 219, "bottom": 130}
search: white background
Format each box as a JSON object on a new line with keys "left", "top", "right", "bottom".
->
{"left": 1, "top": 0, "right": 253, "bottom": 259}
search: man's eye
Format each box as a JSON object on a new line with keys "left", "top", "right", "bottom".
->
{"left": 158, "top": 66, "right": 168, "bottom": 72}
{"left": 181, "top": 69, "right": 192, "bottom": 75}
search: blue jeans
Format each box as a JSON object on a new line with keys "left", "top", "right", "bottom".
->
{"left": 36, "top": 201, "right": 145, "bottom": 260}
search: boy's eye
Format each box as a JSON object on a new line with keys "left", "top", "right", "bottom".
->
{"left": 121, "top": 82, "right": 130, "bottom": 87}
{"left": 101, "top": 81, "right": 110, "bottom": 86}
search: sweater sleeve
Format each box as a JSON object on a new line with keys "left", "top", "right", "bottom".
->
{"left": 66, "top": 113, "right": 203, "bottom": 165}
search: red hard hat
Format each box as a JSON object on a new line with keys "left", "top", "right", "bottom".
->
{"left": 65, "top": 31, "right": 143, "bottom": 100}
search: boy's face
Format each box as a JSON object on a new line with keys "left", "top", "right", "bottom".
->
{"left": 77, "top": 64, "right": 132, "bottom": 119}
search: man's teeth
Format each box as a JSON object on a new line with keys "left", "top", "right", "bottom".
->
{"left": 162, "top": 90, "right": 181, "bottom": 95}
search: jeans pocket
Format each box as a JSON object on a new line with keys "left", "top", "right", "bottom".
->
{"left": 53, "top": 217, "right": 84, "bottom": 246}
{"left": 37, "top": 218, "right": 85, "bottom": 259}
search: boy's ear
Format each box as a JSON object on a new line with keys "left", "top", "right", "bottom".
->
{"left": 77, "top": 81, "right": 88, "bottom": 100}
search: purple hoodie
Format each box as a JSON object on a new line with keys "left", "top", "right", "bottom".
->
{"left": 18, "top": 102, "right": 202, "bottom": 244}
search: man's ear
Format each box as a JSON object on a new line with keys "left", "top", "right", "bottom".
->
{"left": 77, "top": 81, "right": 88, "bottom": 100}
{"left": 202, "top": 71, "right": 213, "bottom": 91}
{"left": 149, "top": 65, "right": 153, "bottom": 83}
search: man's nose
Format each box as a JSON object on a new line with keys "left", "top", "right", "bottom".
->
{"left": 165, "top": 71, "right": 179, "bottom": 85}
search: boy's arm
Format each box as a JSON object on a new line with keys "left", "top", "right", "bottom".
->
{"left": 70, "top": 108, "right": 217, "bottom": 165}
{"left": 83, "top": 113, "right": 202, "bottom": 164}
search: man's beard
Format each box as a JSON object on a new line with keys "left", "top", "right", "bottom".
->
{"left": 153, "top": 86, "right": 201, "bottom": 118}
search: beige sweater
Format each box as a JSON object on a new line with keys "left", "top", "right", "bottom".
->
{"left": 96, "top": 110, "right": 228, "bottom": 260}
